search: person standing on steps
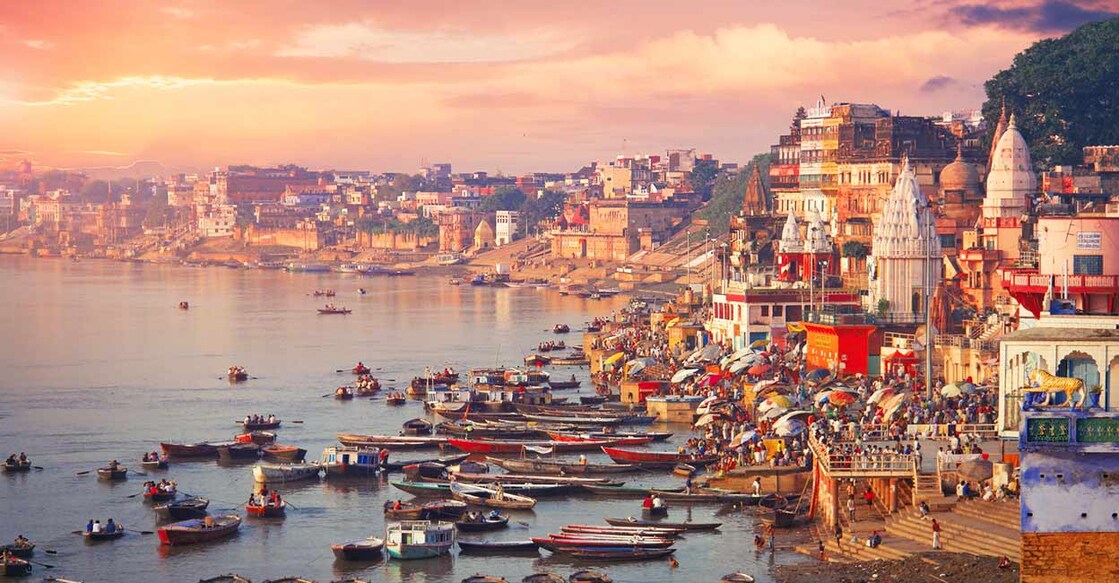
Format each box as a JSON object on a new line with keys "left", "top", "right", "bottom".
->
{"left": 931, "top": 518, "right": 942, "bottom": 549}
{"left": 834, "top": 522, "right": 843, "bottom": 549}
{"left": 847, "top": 496, "right": 856, "bottom": 522}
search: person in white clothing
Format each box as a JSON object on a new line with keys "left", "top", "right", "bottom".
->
{"left": 91, "top": 520, "right": 102, "bottom": 534}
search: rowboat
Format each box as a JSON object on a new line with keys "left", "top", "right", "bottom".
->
{"left": 385, "top": 520, "right": 455, "bottom": 560}
{"left": 532, "top": 538, "right": 672, "bottom": 551}
{"left": 547, "top": 431, "right": 673, "bottom": 442}
{"left": 252, "top": 462, "right": 322, "bottom": 483}
{"left": 158, "top": 515, "right": 241, "bottom": 545}
{"left": 246, "top": 500, "right": 286, "bottom": 518}
{"left": 240, "top": 431, "right": 278, "bottom": 445}
{"left": 322, "top": 446, "right": 382, "bottom": 477}
{"left": 455, "top": 511, "right": 509, "bottom": 532}
{"left": 521, "top": 572, "right": 564, "bottom": 582}
{"left": 391, "top": 480, "right": 567, "bottom": 497}
{"left": 569, "top": 570, "right": 612, "bottom": 583}
{"left": 384, "top": 500, "right": 424, "bottom": 520}
{"left": 161, "top": 442, "right": 220, "bottom": 458}
{"left": 450, "top": 482, "right": 537, "bottom": 509}
{"left": 1, "top": 460, "right": 31, "bottom": 473}
{"left": 261, "top": 578, "right": 315, "bottom": 583}
{"left": 642, "top": 505, "right": 668, "bottom": 518}
{"left": 157, "top": 497, "right": 209, "bottom": 520}
{"left": 0, "top": 541, "right": 34, "bottom": 557}
{"left": 485, "top": 458, "right": 637, "bottom": 475}
{"left": 240, "top": 419, "right": 281, "bottom": 431}
{"left": 561, "top": 525, "right": 682, "bottom": 537}
{"left": 647, "top": 489, "right": 767, "bottom": 504}
{"left": 457, "top": 540, "right": 540, "bottom": 554}
{"left": 446, "top": 438, "right": 640, "bottom": 454}
{"left": 332, "top": 537, "right": 384, "bottom": 561}
{"left": 673, "top": 464, "right": 696, "bottom": 477}
{"left": 462, "top": 576, "right": 508, "bottom": 583}
{"left": 583, "top": 484, "right": 682, "bottom": 497}
{"left": 520, "top": 413, "right": 625, "bottom": 426}
{"left": 335, "top": 386, "right": 355, "bottom": 399}
{"left": 386, "top": 395, "right": 408, "bottom": 406}
{"left": 198, "top": 574, "right": 252, "bottom": 582}
{"left": 83, "top": 528, "right": 126, "bottom": 541}
{"left": 260, "top": 444, "right": 307, "bottom": 463}
{"left": 600, "top": 447, "right": 718, "bottom": 469}
{"left": 352, "top": 365, "right": 372, "bottom": 375}
{"left": 217, "top": 443, "right": 262, "bottom": 461}
{"left": 318, "top": 307, "right": 352, "bottom": 315}
{"left": 402, "top": 418, "right": 434, "bottom": 436}
{"left": 720, "top": 573, "right": 757, "bottom": 583}
{"left": 141, "top": 458, "right": 170, "bottom": 470}
{"left": 228, "top": 370, "right": 249, "bottom": 382}
{"left": 337, "top": 433, "right": 446, "bottom": 449}
{"left": 143, "top": 488, "right": 177, "bottom": 502}
{"left": 382, "top": 453, "right": 469, "bottom": 472}
{"left": 0, "top": 556, "right": 31, "bottom": 576}
{"left": 603, "top": 517, "right": 722, "bottom": 531}
{"left": 97, "top": 466, "right": 128, "bottom": 480}
{"left": 421, "top": 500, "right": 468, "bottom": 520}
{"left": 451, "top": 471, "right": 621, "bottom": 486}
{"left": 567, "top": 548, "right": 675, "bottom": 561}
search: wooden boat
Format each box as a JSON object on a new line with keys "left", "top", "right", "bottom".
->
{"left": 382, "top": 452, "right": 469, "bottom": 473}
{"left": 548, "top": 431, "right": 673, "bottom": 442}
{"left": 450, "top": 482, "right": 536, "bottom": 510}
{"left": 383, "top": 500, "right": 423, "bottom": 520}
{"left": 568, "top": 570, "right": 612, "bottom": 583}
{"left": 318, "top": 307, "right": 352, "bottom": 315}
{"left": 0, "top": 556, "right": 31, "bottom": 576}
{"left": 198, "top": 574, "right": 252, "bottom": 582}
{"left": 600, "top": 447, "right": 718, "bottom": 469}
{"left": 520, "top": 573, "right": 563, "bottom": 583}
{"left": 673, "top": 464, "right": 695, "bottom": 477}
{"left": 260, "top": 444, "right": 307, "bottom": 463}
{"left": 582, "top": 484, "right": 665, "bottom": 497}
{"left": 240, "top": 431, "right": 278, "bottom": 445}
{"left": 321, "top": 446, "right": 382, "bottom": 477}
{"left": 486, "top": 457, "right": 637, "bottom": 475}
{"left": 547, "top": 380, "right": 581, "bottom": 390}
{"left": 334, "top": 386, "right": 355, "bottom": 399}
{"left": 252, "top": 462, "right": 322, "bottom": 483}
{"left": 402, "top": 418, "right": 434, "bottom": 436}
{"left": 240, "top": 419, "right": 281, "bottom": 431}
{"left": 331, "top": 537, "right": 384, "bottom": 561}
{"left": 446, "top": 438, "right": 637, "bottom": 454}
{"left": 0, "top": 541, "right": 34, "bottom": 557}
{"left": 578, "top": 395, "right": 605, "bottom": 406}
{"left": 261, "top": 578, "right": 316, "bottom": 583}
{"left": 393, "top": 480, "right": 567, "bottom": 497}
{"left": 532, "top": 538, "right": 672, "bottom": 552}
{"left": 141, "top": 458, "right": 170, "bottom": 470}
{"left": 337, "top": 433, "right": 446, "bottom": 450}
{"left": 421, "top": 499, "right": 468, "bottom": 520}
{"left": 386, "top": 394, "right": 408, "bottom": 406}
{"left": 158, "top": 514, "right": 241, "bottom": 545}
{"left": 83, "top": 528, "right": 126, "bottom": 541}
{"left": 455, "top": 511, "right": 509, "bottom": 532}
{"left": 217, "top": 443, "right": 262, "bottom": 461}
{"left": 161, "top": 442, "right": 220, "bottom": 458}
{"left": 560, "top": 525, "right": 682, "bottom": 536}
{"left": 229, "top": 370, "right": 249, "bottom": 382}
{"left": 642, "top": 504, "right": 669, "bottom": 518}
{"left": 144, "top": 488, "right": 177, "bottom": 502}
{"left": 550, "top": 356, "right": 590, "bottom": 366}
{"left": 158, "top": 497, "right": 209, "bottom": 520}
{"left": 520, "top": 413, "right": 625, "bottom": 426}
{"left": 567, "top": 548, "right": 674, "bottom": 561}
{"left": 647, "top": 489, "right": 767, "bottom": 504}
{"left": 770, "top": 508, "right": 809, "bottom": 528}
{"left": 603, "top": 517, "right": 721, "bottom": 531}
{"left": 458, "top": 540, "right": 540, "bottom": 554}
{"left": 719, "top": 573, "right": 756, "bottom": 583}
{"left": 553, "top": 324, "right": 570, "bottom": 334}
{"left": 352, "top": 365, "right": 372, "bottom": 375}
{"left": 97, "top": 466, "right": 128, "bottom": 480}
{"left": 462, "top": 576, "right": 508, "bottom": 583}
{"left": 448, "top": 472, "right": 616, "bottom": 487}
{"left": 385, "top": 520, "right": 455, "bottom": 560}
{"left": 525, "top": 354, "right": 551, "bottom": 367}
{"left": 246, "top": 500, "right": 286, "bottom": 518}
{"left": 1, "top": 460, "right": 31, "bottom": 473}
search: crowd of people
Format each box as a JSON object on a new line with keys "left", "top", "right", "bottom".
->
{"left": 85, "top": 518, "right": 121, "bottom": 534}
{"left": 144, "top": 479, "right": 176, "bottom": 496}
{"left": 249, "top": 485, "right": 282, "bottom": 507}
{"left": 243, "top": 414, "right": 278, "bottom": 426}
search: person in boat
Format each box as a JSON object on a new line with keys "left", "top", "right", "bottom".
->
{"left": 105, "top": 519, "right": 117, "bottom": 534}
{"left": 5, "top": 454, "right": 16, "bottom": 466}
{"left": 108, "top": 460, "right": 119, "bottom": 472}
{"left": 578, "top": 454, "right": 588, "bottom": 466}
{"left": 754, "top": 534, "right": 765, "bottom": 551}
{"left": 248, "top": 493, "right": 257, "bottom": 506}
{"left": 488, "top": 510, "right": 501, "bottom": 520}
{"left": 642, "top": 495, "right": 654, "bottom": 510}
{"left": 684, "top": 475, "right": 694, "bottom": 495}
{"left": 18, "top": 452, "right": 27, "bottom": 465}
{"left": 203, "top": 516, "right": 214, "bottom": 528}
{"left": 142, "top": 452, "right": 150, "bottom": 462}
{"left": 492, "top": 483, "right": 505, "bottom": 501}
{"left": 267, "top": 413, "right": 275, "bottom": 423}
{"left": 91, "top": 520, "right": 102, "bottom": 534}
{"left": 378, "top": 448, "right": 390, "bottom": 469}
{"left": 13, "top": 535, "right": 28, "bottom": 547}
{"left": 86, "top": 520, "right": 94, "bottom": 534}
{"left": 392, "top": 500, "right": 402, "bottom": 511}
{"left": 651, "top": 494, "right": 664, "bottom": 510}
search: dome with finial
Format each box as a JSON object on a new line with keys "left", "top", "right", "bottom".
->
{"left": 940, "top": 143, "right": 980, "bottom": 193}
{"left": 805, "top": 210, "right": 833, "bottom": 254}
{"left": 873, "top": 157, "right": 940, "bottom": 259}
{"left": 779, "top": 211, "right": 803, "bottom": 254}
{"left": 986, "top": 114, "right": 1036, "bottom": 197}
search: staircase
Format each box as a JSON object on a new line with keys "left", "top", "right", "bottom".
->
{"left": 885, "top": 499, "right": 1021, "bottom": 562}
{"left": 912, "top": 473, "right": 943, "bottom": 505}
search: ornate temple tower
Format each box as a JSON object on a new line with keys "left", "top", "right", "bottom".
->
{"left": 778, "top": 211, "right": 803, "bottom": 254}
{"left": 981, "top": 115, "right": 1035, "bottom": 262}
{"left": 742, "top": 164, "right": 769, "bottom": 217}
{"left": 869, "top": 158, "right": 942, "bottom": 320}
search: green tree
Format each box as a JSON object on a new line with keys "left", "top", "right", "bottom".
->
{"left": 841, "top": 240, "right": 869, "bottom": 260}
{"left": 518, "top": 190, "right": 566, "bottom": 233}
{"left": 688, "top": 159, "right": 720, "bottom": 200}
{"left": 982, "top": 17, "right": 1119, "bottom": 168}
{"left": 695, "top": 152, "right": 770, "bottom": 234}
{"left": 480, "top": 186, "right": 526, "bottom": 213}
{"left": 143, "top": 189, "right": 170, "bottom": 229}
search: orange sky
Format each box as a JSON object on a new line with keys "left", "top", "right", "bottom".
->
{"left": 1, "top": 1, "right": 1114, "bottom": 173}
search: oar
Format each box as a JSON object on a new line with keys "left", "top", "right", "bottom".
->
{"left": 41, "top": 548, "right": 58, "bottom": 555}
{"left": 290, "top": 420, "right": 304, "bottom": 424}
{"left": 127, "top": 490, "right": 146, "bottom": 499}
{"left": 26, "top": 559, "right": 54, "bottom": 569}
{"left": 33, "top": 466, "right": 44, "bottom": 470}
{"left": 283, "top": 500, "right": 299, "bottom": 510}
{"left": 75, "top": 470, "right": 93, "bottom": 476}
{"left": 321, "top": 393, "right": 333, "bottom": 398}
{"left": 135, "top": 530, "right": 156, "bottom": 535}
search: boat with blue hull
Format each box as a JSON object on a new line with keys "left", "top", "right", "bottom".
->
{"left": 385, "top": 520, "right": 455, "bottom": 560}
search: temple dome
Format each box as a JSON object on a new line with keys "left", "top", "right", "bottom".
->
{"left": 986, "top": 115, "right": 1036, "bottom": 197}
{"left": 778, "top": 211, "right": 803, "bottom": 254}
{"left": 940, "top": 146, "right": 980, "bottom": 193}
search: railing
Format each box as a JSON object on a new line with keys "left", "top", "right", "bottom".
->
{"left": 935, "top": 334, "right": 997, "bottom": 353}
{"left": 808, "top": 433, "right": 916, "bottom": 477}
{"left": 1004, "top": 272, "right": 1118, "bottom": 290}
{"left": 904, "top": 423, "right": 999, "bottom": 439}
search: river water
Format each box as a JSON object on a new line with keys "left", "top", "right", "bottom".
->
{"left": 0, "top": 256, "right": 811, "bottom": 583}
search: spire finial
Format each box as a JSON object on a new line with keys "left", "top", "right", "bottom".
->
{"left": 955, "top": 141, "right": 963, "bottom": 160}
{"left": 1008, "top": 113, "right": 1017, "bottom": 128}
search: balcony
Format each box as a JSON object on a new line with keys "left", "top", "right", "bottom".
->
{"left": 1003, "top": 271, "right": 1119, "bottom": 292}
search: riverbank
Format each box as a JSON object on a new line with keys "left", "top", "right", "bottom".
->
{"left": 775, "top": 552, "right": 1018, "bottom": 583}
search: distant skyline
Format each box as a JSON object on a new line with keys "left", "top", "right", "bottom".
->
{"left": 2, "top": 1, "right": 1116, "bottom": 174}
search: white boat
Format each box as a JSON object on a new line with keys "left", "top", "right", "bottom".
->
{"left": 321, "top": 446, "right": 382, "bottom": 477}
{"left": 252, "top": 461, "right": 322, "bottom": 483}
{"left": 435, "top": 253, "right": 463, "bottom": 266}
{"left": 338, "top": 263, "right": 366, "bottom": 274}
{"left": 285, "top": 262, "right": 331, "bottom": 272}
{"left": 385, "top": 520, "right": 455, "bottom": 560}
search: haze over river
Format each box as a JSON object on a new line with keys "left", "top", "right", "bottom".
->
{"left": 0, "top": 257, "right": 810, "bottom": 582}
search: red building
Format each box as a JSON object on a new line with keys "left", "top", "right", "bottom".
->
{"left": 803, "top": 322, "right": 879, "bottom": 376}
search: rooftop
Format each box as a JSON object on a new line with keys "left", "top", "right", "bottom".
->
{"left": 1002, "top": 326, "right": 1119, "bottom": 343}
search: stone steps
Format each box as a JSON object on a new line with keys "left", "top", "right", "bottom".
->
{"left": 952, "top": 499, "right": 1020, "bottom": 531}
{"left": 886, "top": 510, "right": 1021, "bottom": 562}
{"left": 820, "top": 533, "right": 921, "bottom": 563}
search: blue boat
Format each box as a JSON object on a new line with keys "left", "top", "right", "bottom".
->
{"left": 385, "top": 520, "right": 454, "bottom": 560}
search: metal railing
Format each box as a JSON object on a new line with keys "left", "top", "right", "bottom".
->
{"left": 808, "top": 433, "right": 917, "bottom": 478}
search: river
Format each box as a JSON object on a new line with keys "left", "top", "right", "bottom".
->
{"left": 0, "top": 256, "right": 812, "bottom": 583}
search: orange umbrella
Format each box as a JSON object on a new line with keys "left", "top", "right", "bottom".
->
{"left": 828, "top": 391, "right": 856, "bottom": 406}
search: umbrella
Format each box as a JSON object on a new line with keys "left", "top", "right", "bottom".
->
{"left": 881, "top": 393, "right": 911, "bottom": 419}
{"left": 696, "top": 396, "right": 724, "bottom": 415}
{"left": 805, "top": 368, "right": 831, "bottom": 383}
{"left": 761, "top": 395, "right": 793, "bottom": 411}
{"left": 750, "top": 338, "right": 769, "bottom": 349}
{"left": 868, "top": 387, "right": 896, "bottom": 404}
{"left": 828, "top": 391, "right": 857, "bottom": 406}
{"left": 722, "top": 347, "right": 754, "bottom": 367}
{"left": 960, "top": 382, "right": 977, "bottom": 393}
{"left": 941, "top": 384, "right": 962, "bottom": 398}
{"left": 700, "top": 372, "right": 722, "bottom": 387}
{"left": 776, "top": 410, "right": 813, "bottom": 425}
{"left": 625, "top": 357, "right": 658, "bottom": 376}
{"left": 957, "top": 458, "right": 994, "bottom": 482}
{"left": 603, "top": 352, "right": 626, "bottom": 367}
{"left": 760, "top": 406, "right": 789, "bottom": 420}
{"left": 731, "top": 430, "right": 757, "bottom": 446}
{"left": 773, "top": 418, "right": 807, "bottom": 437}
{"left": 671, "top": 368, "right": 701, "bottom": 384}
{"left": 687, "top": 344, "right": 723, "bottom": 364}
{"left": 728, "top": 360, "right": 751, "bottom": 375}
{"left": 814, "top": 390, "right": 834, "bottom": 405}
{"left": 747, "top": 363, "right": 772, "bottom": 377}
{"left": 694, "top": 413, "right": 722, "bottom": 428}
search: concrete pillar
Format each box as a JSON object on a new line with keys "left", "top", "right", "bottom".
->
{"left": 889, "top": 478, "right": 898, "bottom": 513}
{"left": 826, "top": 475, "right": 840, "bottom": 528}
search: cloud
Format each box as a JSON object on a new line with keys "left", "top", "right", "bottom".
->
{"left": 920, "top": 75, "right": 958, "bottom": 92}
{"left": 10, "top": 76, "right": 216, "bottom": 106}
{"left": 275, "top": 22, "right": 576, "bottom": 63}
{"left": 949, "top": 0, "right": 1118, "bottom": 33}
{"left": 24, "top": 39, "right": 53, "bottom": 50}
{"left": 160, "top": 7, "right": 195, "bottom": 19}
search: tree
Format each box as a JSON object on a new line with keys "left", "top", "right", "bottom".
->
{"left": 982, "top": 17, "right": 1119, "bottom": 168}
{"left": 695, "top": 152, "right": 771, "bottom": 234}
{"left": 480, "top": 186, "right": 526, "bottom": 213}
{"left": 841, "top": 241, "right": 869, "bottom": 260}
{"left": 518, "top": 190, "right": 566, "bottom": 233}
{"left": 143, "top": 189, "right": 170, "bottom": 229}
{"left": 688, "top": 159, "right": 720, "bottom": 200}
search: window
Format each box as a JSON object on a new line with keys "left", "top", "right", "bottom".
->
{"left": 761, "top": 306, "right": 770, "bottom": 317}
{"left": 939, "top": 234, "right": 956, "bottom": 249}
{"left": 1073, "top": 255, "right": 1103, "bottom": 275}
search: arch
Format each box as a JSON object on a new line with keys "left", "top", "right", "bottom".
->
{"left": 1003, "top": 350, "right": 1049, "bottom": 430}
{"left": 1106, "top": 354, "right": 1119, "bottom": 411}
{"left": 1056, "top": 350, "right": 1099, "bottom": 408}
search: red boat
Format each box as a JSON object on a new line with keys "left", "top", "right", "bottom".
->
{"left": 600, "top": 446, "right": 719, "bottom": 468}
{"left": 246, "top": 501, "right": 286, "bottom": 518}
{"left": 157, "top": 515, "right": 241, "bottom": 545}
{"left": 236, "top": 431, "right": 277, "bottom": 445}
{"left": 546, "top": 434, "right": 654, "bottom": 445}
{"left": 446, "top": 437, "right": 646, "bottom": 454}
{"left": 160, "top": 442, "right": 219, "bottom": 458}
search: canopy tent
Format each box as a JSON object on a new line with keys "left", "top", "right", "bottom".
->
{"left": 776, "top": 410, "right": 813, "bottom": 425}
{"left": 686, "top": 343, "right": 724, "bottom": 364}
{"left": 625, "top": 357, "right": 659, "bottom": 376}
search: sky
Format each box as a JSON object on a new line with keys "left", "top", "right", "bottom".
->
{"left": 1, "top": 0, "right": 1116, "bottom": 175}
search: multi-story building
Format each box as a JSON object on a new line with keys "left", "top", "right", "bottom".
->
{"left": 495, "top": 210, "right": 518, "bottom": 246}
{"left": 436, "top": 209, "right": 483, "bottom": 252}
